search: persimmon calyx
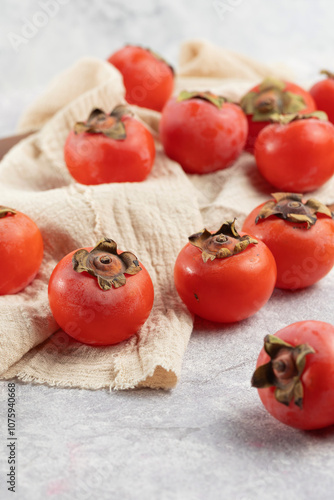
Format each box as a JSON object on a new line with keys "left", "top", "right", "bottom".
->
{"left": 240, "top": 77, "right": 306, "bottom": 122}
{"left": 189, "top": 219, "right": 258, "bottom": 263}
{"left": 72, "top": 237, "right": 141, "bottom": 290}
{"left": 320, "top": 69, "right": 334, "bottom": 79}
{"left": 255, "top": 193, "right": 332, "bottom": 229}
{"left": 177, "top": 91, "right": 228, "bottom": 109}
{"left": 251, "top": 335, "right": 315, "bottom": 409}
{"left": 0, "top": 206, "right": 16, "bottom": 219}
{"left": 269, "top": 111, "right": 328, "bottom": 125}
{"left": 73, "top": 105, "right": 132, "bottom": 140}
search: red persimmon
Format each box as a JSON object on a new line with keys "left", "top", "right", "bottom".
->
{"left": 310, "top": 70, "right": 334, "bottom": 125}
{"left": 252, "top": 321, "right": 334, "bottom": 430}
{"left": 64, "top": 106, "right": 155, "bottom": 185}
{"left": 0, "top": 206, "right": 43, "bottom": 295}
{"left": 174, "top": 220, "right": 276, "bottom": 323}
{"left": 108, "top": 45, "right": 174, "bottom": 112}
{"left": 160, "top": 91, "right": 248, "bottom": 174}
{"left": 48, "top": 238, "right": 154, "bottom": 346}
{"left": 254, "top": 113, "right": 334, "bottom": 192}
{"left": 242, "top": 193, "right": 334, "bottom": 290}
{"left": 240, "top": 78, "right": 316, "bottom": 154}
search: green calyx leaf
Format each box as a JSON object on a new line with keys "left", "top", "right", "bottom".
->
{"left": 258, "top": 77, "right": 286, "bottom": 92}
{"left": 269, "top": 110, "right": 328, "bottom": 124}
{"left": 240, "top": 78, "right": 307, "bottom": 122}
{"left": 177, "top": 91, "right": 227, "bottom": 109}
{"left": 0, "top": 206, "right": 16, "bottom": 219}
{"left": 320, "top": 69, "right": 334, "bottom": 80}
{"left": 73, "top": 105, "right": 132, "bottom": 140}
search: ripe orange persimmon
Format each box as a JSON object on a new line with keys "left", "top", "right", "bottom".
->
{"left": 0, "top": 206, "right": 43, "bottom": 295}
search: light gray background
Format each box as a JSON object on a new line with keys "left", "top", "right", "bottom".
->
{"left": 1, "top": 0, "right": 334, "bottom": 136}
{"left": 1, "top": 1, "right": 334, "bottom": 499}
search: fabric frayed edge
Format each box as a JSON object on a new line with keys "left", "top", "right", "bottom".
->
{"left": 0, "top": 363, "right": 178, "bottom": 392}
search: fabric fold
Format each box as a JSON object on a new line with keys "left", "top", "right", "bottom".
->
{"left": 1, "top": 40, "right": 333, "bottom": 391}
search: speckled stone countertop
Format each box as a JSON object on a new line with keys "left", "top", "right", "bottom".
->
{"left": 1, "top": 1, "right": 334, "bottom": 499}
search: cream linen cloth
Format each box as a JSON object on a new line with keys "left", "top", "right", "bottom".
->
{"left": 0, "top": 39, "right": 333, "bottom": 390}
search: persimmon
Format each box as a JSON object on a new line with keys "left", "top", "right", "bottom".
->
{"left": 108, "top": 45, "right": 174, "bottom": 112}
{"left": 252, "top": 321, "right": 334, "bottom": 430}
{"left": 48, "top": 238, "right": 154, "bottom": 346}
{"left": 254, "top": 113, "right": 334, "bottom": 192}
{"left": 160, "top": 91, "right": 248, "bottom": 174}
{"left": 0, "top": 206, "right": 43, "bottom": 295}
{"left": 174, "top": 220, "right": 276, "bottom": 323}
{"left": 240, "top": 78, "right": 316, "bottom": 154}
{"left": 64, "top": 106, "right": 155, "bottom": 185}
{"left": 242, "top": 193, "right": 334, "bottom": 290}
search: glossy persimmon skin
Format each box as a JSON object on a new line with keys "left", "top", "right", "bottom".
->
{"left": 48, "top": 248, "right": 154, "bottom": 346}
{"left": 174, "top": 238, "right": 276, "bottom": 323}
{"left": 108, "top": 46, "right": 174, "bottom": 112}
{"left": 254, "top": 119, "right": 334, "bottom": 192}
{"left": 310, "top": 77, "right": 334, "bottom": 125}
{"left": 0, "top": 210, "right": 43, "bottom": 295}
{"left": 64, "top": 116, "right": 155, "bottom": 185}
{"left": 244, "top": 81, "right": 316, "bottom": 154}
{"left": 160, "top": 98, "right": 248, "bottom": 174}
{"left": 242, "top": 204, "right": 334, "bottom": 290}
{"left": 255, "top": 321, "right": 334, "bottom": 430}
